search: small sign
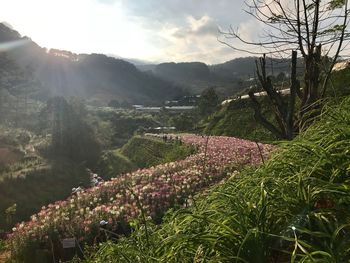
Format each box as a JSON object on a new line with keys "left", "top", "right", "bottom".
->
{"left": 62, "top": 238, "right": 76, "bottom": 248}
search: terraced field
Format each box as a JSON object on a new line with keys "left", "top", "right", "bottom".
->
{"left": 8, "top": 134, "right": 273, "bottom": 262}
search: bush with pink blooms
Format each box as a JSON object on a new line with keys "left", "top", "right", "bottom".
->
{"left": 8, "top": 134, "right": 273, "bottom": 262}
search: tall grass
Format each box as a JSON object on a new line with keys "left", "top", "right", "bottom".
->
{"left": 83, "top": 97, "right": 350, "bottom": 262}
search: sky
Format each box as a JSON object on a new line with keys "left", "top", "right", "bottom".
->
{"left": 0, "top": 0, "right": 260, "bottom": 64}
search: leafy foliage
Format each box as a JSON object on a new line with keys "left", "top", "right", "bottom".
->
{"left": 170, "top": 112, "right": 198, "bottom": 132}
{"left": 94, "top": 108, "right": 159, "bottom": 147}
{"left": 328, "top": 0, "right": 346, "bottom": 9}
{"left": 329, "top": 67, "right": 350, "bottom": 96}
{"left": 198, "top": 87, "right": 219, "bottom": 117}
{"left": 96, "top": 150, "right": 136, "bottom": 180}
{"left": 154, "top": 62, "right": 210, "bottom": 83}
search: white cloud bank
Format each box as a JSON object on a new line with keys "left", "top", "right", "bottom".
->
{"left": 0, "top": 0, "right": 265, "bottom": 64}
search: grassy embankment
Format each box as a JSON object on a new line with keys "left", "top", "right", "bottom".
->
{"left": 205, "top": 67, "right": 350, "bottom": 143}
{"left": 83, "top": 97, "right": 350, "bottom": 262}
{"left": 96, "top": 136, "right": 195, "bottom": 179}
{"left": 205, "top": 97, "right": 277, "bottom": 142}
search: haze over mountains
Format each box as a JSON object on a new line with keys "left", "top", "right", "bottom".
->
{"left": 0, "top": 23, "right": 290, "bottom": 105}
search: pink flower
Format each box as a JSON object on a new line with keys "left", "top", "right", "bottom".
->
{"left": 8, "top": 134, "right": 273, "bottom": 251}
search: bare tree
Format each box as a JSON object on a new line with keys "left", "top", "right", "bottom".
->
{"left": 248, "top": 51, "right": 299, "bottom": 139}
{"left": 219, "top": 0, "right": 349, "bottom": 139}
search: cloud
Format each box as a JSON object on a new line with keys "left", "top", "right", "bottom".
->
{"left": 96, "top": 0, "right": 117, "bottom": 4}
{"left": 150, "top": 15, "right": 237, "bottom": 64}
{"left": 110, "top": 0, "right": 254, "bottom": 63}
{"left": 93, "top": 0, "right": 259, "bottom": 63}
{"left": 172, "top": 16, "right": 219, "bottom": 39}
{"left": 121, "top": 0, "right": 269, "bottom": 63}
{"left": 1, "top": 0, "right": 260, "bottom": 64}
{"left": 118, "top": 0, "right": 250, "bottom": 26}
{"left": 236, "top": 18, "right": 262, "bottom": 43}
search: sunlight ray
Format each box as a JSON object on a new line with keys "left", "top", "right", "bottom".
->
{"left": 0, "top": 38, "right": 31, "bottom": 52}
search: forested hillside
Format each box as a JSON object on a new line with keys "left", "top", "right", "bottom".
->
{"left": 1, "top": 0, "right": 349, "bottom": 262}
{"left": 0, "top": 23, "right": 303, "bottom": 104}
{"left": 138, "top": 57, "right": 301, "bottom": 97}
{"left": 0, "top": 23, "right": 185, "bottom": 105}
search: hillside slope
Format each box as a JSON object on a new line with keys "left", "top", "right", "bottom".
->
{"left": 205, "top": 66, "right": 350, "bottom": 142}
{"left": 7, "top": 135, "right": 271, "bottom": 262}
{"left": 0, "top": 23, "right": 184, "bottom": 105}
{"left": 96, "top": 136, "right": 195, "bottom": 179}
{"left": 205, "top": 97, "right": 277, "bottom": 142}
{"left": 0, "top": 135, "right": 194, "bottom": 231}
{"left": 87, "top": 97, "right": 350, "bottom": 263}
{"left": 121, "top": 136, "right": 195, "bottom": 168}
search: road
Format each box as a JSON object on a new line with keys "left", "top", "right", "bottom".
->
{"left": 221, "top": 88, "right": 291, "bottom": 105}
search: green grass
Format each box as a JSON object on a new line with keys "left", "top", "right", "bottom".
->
{"left": 96, "top": 136, "right": 195, "bottom": 180}
{"left": 120, "top": 136, "right": 195, "bottom": 169}
{"left": 81, "top": 97, "right": 350, "bottom": 262}
{"left": 205, "top": 98, "right": 277, "bottom": 142}
{"left": 96, "top": 150, "right": 136, "bottom": 180}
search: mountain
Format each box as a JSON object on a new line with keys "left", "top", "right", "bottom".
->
{"left": 210, "top": 57, "right": 258, "bottom": 79}
{"left": 137, "top": 58, "right": 256, "bottom": 97}
{"left": 137, "top": 57, "right": 295, "bottom": 97}
{"left": 142, "top": 61, "right": 240, "bottom": 96}
{"left": 0, "top": 23, "right": 185, "bottom": 105}
{"left": 154, "top": 62, "right": 211, "bottom": 83}
{"left": 210, "top": 56, "right": 304, "bottom": 79}
{"left": 0, "top": 23, "right": 302, "bottom": 103}
{"left": 106, "top": 54, "right": 154, "bottom": 66}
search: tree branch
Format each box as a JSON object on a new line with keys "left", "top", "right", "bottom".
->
{"left": 248, "top": 91, "right": 285, "bottom": 139}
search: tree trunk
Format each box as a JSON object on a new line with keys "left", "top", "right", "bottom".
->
{"left": 300, "top": 44, "right": 321, "bottom": 123}
{"left": 249, "top": 51, "right": 298, "bottom": 140}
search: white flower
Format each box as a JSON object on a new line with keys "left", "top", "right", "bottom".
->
{"left": 100, "top": 220, "right": 108, "bottom": 226}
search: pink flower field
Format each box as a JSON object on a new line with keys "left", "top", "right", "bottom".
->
{"left": 8, "top": 134, "right": 274, "bottom": 255}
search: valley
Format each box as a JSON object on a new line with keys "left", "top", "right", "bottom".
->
{"left": 1, "top": 0, "right": 350, "bottom": 261}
